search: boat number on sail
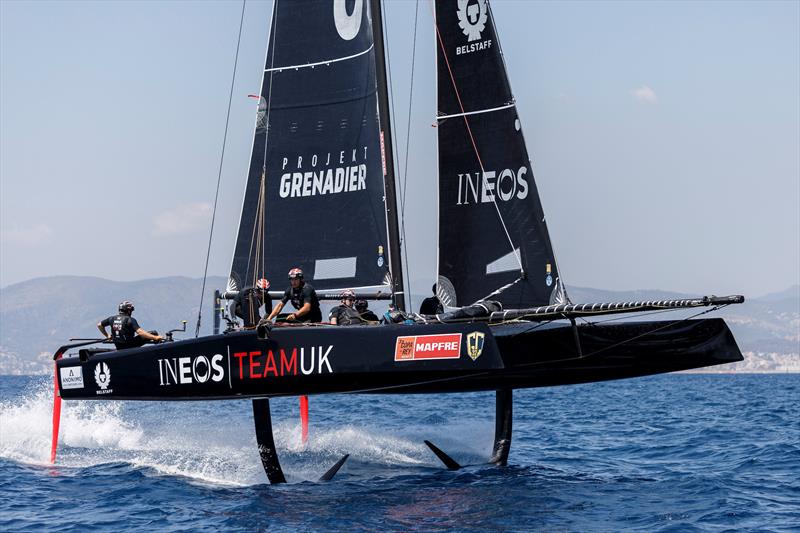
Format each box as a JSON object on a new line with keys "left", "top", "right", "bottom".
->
{"left": 395, "top": 334, "right": 462, "bottom": 361}
{"left": 60, "top": 366, "right": 84, "bottom": 389}
{"left": 279, "top": 147, "right": 368, "bottom": 199}
{"left": 157, "top": 354, "right": 225, "bottom": 386}
{"left": 233, "top": 346, "right": 333, "bottom": 380}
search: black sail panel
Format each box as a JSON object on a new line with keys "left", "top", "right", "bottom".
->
{"left": 436, "top": 0, "right": 564, "bottom": 308}
{"left": 230, "top": 0, "right": 390, "bottom": 293}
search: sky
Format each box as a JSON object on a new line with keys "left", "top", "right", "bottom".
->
{"left": 1, "top": 0, "right": 798, "bottom": 305}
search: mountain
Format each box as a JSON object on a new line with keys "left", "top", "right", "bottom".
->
{"left": 0, "top": 276, "right": 797, "bottom": 374}
{"left": 0, "top": 276, "right": 226, "bottom": 374}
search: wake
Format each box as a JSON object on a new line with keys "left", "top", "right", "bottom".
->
{"left": 0, "top": 379, "right": 493, "bottom": 485}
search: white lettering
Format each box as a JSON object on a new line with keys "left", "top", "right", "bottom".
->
{"left": 497, "top": 168, "right": 515, "bottom": 201}
{"left": 193, "top": 355, "right": 210, "bottom": 383}
{"left": 300, "top": 348, "right": 314, "bottom": 375}
{"left": 516, "top": 166, "right": 529, "bottom": 199}
{"left": 481, "top": 171, "right": 496, "bottom": 203}
{"left": 317, "top": 345, "right": 333, "bottom": 373}
{"left": 211, "top": 354, "right": 224, "bottom": 382}
{"left": 179, "top": 357, "right": 191, "bottom": 384}
{"left": 279, "top": 174, "right": 291, "bottom": 197}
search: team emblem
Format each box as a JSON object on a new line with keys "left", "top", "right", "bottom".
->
{"left": 457, "top": 0, "right": 488, "bottom": 42}
{"left": 94, "top": 362, "right": 111, "bottom": 390}
{"left": 466, "top": 331, "right": 485, "bottom": 361}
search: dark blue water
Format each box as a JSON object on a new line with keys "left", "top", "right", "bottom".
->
{"left": 1, "top": 374, "right": 798, "bottom": 532}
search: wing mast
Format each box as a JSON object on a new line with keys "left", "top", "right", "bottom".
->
{"left": 370, "top": 0, "right": 406, "bottom": 312}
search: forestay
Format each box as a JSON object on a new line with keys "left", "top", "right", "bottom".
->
{"left": 435, "top": 0, "right": 566, "bottom": 309}
{"left": 229, "top": 0, "right": 392, "bottom": 293}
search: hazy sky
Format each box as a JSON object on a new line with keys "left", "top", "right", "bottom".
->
{"left": 1, "top": 0, "right": 798, "bottom": 304}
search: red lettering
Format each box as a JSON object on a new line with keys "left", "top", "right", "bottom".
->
{"left": 264, "top": 350, "right": 278, "bottom": 377}
{"left": 249, "top": 351, "right": 262, "bottom": 379}
{"left": 233, "top": 352, "right": 248, "bottom": 379}
{"left": 281, "top": 348, "right": 297, "bottom": 375}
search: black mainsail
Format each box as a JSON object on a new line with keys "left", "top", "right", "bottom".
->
{"left": 229, "top": 0, "right": 395, "bottom": 294}
{"left": 435, "top": 0, "right": 565, "bottom": 309}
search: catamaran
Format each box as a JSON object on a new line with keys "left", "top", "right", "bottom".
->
{"left": 51, "top": 0, "right": 744, "bottom": 483}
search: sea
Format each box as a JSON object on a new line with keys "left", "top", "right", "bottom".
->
{"left": 0, "top": 374, "right": 797, "bottom": 532}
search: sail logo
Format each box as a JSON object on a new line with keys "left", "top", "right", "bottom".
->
{"left": 333, "top": 0, "right": 363, "bottom": 41}
{"left": 158, "top": 354, "right": 225, "bottom": 386}
{"left": 395, "top": 333, "right": 462, "bottom": 361}
{"left": 466, "top": 332, "right": 485, "bottom": 361}
{"left": 94, "top": 362, "right": 113, "bottom": 394}
{"left": 60, "top": 366, "right": 84, "bottom": 389}
{"left": 457, "top": 0, "right": 487, "bottom": 42}
{"left": 456, "top": 167, "right": 529, "bottom": 205}
{"left": 279, "top": 148, "right": 368, "bottom": 199}
{"left": 233, "top": 346, "right": 334, "bottom": 380}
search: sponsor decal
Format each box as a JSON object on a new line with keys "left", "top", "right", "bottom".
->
{"left": 233, "top": 346, "right": 334, "bottom": 380}
{"left": 94, "top": 362, "right": 113, "bottom": 395}
{"left": 279, "top": 147, "right": 369, "bottom": 199}
{"left": 545, "top": 263, "right": 553, "bottom": 286}
{"left": 456, "top": 167, "right": 529, "bottom": 205}
{"left": 395, "top": 333, "right": 462, "bottom": 361}
{"left": 455, "top": 0, "right": 492, "bottom": 55}
{"left": 60, "top": 366, "right": 84, "bottom": 389}
{"left": 466, "top": 331, "right": 485, "bottom": 361}
{"left": 377, "top": 245, "right": 385, "bottom": 267}
{"left": 158, "top": 354, "right": 225, "bottom": 386}
{"left": 457, "top": 0, "right": 487, "bottom": 42}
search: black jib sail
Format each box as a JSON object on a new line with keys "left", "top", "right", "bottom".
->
{"left": 435, "top": 0, "right": 566, "bottom": 309}
{"left": 229, "top": 0, "right": 393, "bottom": 294}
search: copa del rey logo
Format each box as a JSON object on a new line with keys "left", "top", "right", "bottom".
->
{"left": 456, "top": 0, "right": 492, "bottom": 55}
{"left": 395, "top": 333, "right": 462, "bottom": 361}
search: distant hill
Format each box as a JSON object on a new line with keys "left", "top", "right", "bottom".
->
{"left": 0, "top": 275, "right": 226, "bottom": 374}
{"left": 0, "top": 276, "right": 797, "bottom": 374}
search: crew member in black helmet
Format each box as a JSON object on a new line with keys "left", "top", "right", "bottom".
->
{"left": 355, "top": 298, "right": 380, "bottom": 323}
{"left": 266, "top": 268, "right": 322, "bottom": 323}
{"left": 97, "top": 301, "right": 162, "bottom": 350}
{"left": 232, "top": 278, "right": 272, "bottom": 327}
{"left": 419, "top": 284, "right": 444, "bottom": 315}
{"left": 329, "top": 289, "right": 362, "bottom": 325}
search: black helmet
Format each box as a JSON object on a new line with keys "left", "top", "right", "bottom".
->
{"left": 288, "top": 267, "right": 304, "bottom": 279}
{"left": 119, "top": 300, "right": 135, "bottom": 314}
{"left": 355, "top": 298, "right": 368, "bottom": 312}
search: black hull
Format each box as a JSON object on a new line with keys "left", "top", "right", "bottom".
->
{"left": 56, "top": 318, "right": 742, "bottom": 401}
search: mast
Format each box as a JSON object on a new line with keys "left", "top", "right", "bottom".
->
{"left": 370, "top": 0, "right": 406, "bottom": 312}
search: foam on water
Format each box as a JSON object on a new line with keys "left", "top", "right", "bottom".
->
{"left": 0, "top": 379, "right": 493, "bottom": 486}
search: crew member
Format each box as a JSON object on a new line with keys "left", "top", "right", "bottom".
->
{"left": 355, "top": 298, "right": 379, "bottom": 323}
{"left": 419, "top": 284, "right": 444, "bottom": 314}
{"left": 233, "top": 278, "right": 272, "bottom": 327}
{"left": 329, "top": 289, "right": 362, "bottom": 325}
{"left": 97, "top": 300, "right": 162, "bottom": 350}
{"left": 267, "top": 268, "right": 322, "bottom": 323}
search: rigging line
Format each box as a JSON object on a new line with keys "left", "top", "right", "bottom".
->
{"left": 399, "top": 0, "right": 420, "bottom": 309}
{"left": 476, "top": 275, "right": 524, "bottom": 303}
{"left": 253, "top": 0, "right": 279, "bottom": 286}
{"left": 381, "top": 0, "right": 413, "bottom": 309}
{"left": 578, "top": 305, "right": 730, "bottom": 326}
{"left": 195, "top": 0, "right": 247, "bottom": 338}
{"left": 399, "top": 0, "right": 419, "bottom": 220}
{"left": 432, "top": 10, "right": 522, "bottom": 273}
